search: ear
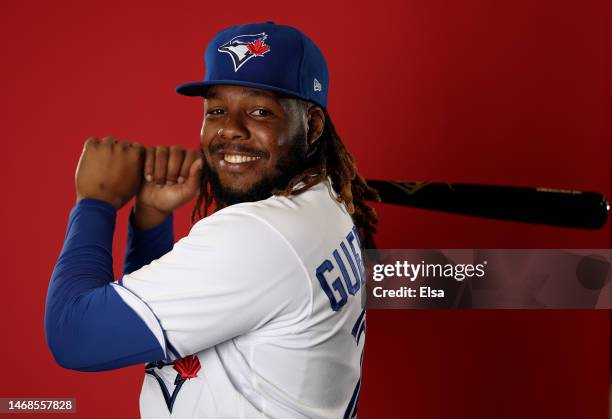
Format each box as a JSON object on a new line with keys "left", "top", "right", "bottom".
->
{"left": 306, "top": 106, "right": 325, "bottom": 148}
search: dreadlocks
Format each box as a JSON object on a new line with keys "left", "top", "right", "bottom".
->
{"left": 191, "top": 106, "right": 380, "bottom": 249}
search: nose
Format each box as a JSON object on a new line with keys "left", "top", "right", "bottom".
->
{"left": 219, "top": 113, "right": 249, "bottom": 140}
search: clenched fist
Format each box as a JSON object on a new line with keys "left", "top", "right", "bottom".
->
{"left": 133, "top": 146, "right": 202, "bottom": 229}
{"left": 75, "top": 137, "right": 145, "bottom": 209}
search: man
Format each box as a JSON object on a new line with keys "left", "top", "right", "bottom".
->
{"left": 45, "top": 22, "right": 379, "bottom": 418}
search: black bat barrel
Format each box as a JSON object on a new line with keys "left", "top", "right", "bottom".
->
{"left": 366, "top": 180, "right": 610, "bottom": 230}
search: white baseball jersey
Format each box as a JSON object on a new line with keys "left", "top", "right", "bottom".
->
{"left": 117, "top": 180, "right": 367, "bottom": 418}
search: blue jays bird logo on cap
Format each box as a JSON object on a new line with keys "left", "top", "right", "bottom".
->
{"left": 218, "top": 32, "right": 271, "bottom": 72}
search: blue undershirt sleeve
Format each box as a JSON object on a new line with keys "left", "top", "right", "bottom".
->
{"left": 123, "top": 209, "right": 174, "bottom": 276}
{"left": 44, "top": 199, "right": 167, "bottom": 372}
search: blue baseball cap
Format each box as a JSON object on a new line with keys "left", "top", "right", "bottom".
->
{"left": 176, "top": 22, "right": 329, "bottom": 109}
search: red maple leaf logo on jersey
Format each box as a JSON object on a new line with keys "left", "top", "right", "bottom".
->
{"left": 247, "top": 39, "right": 270, "bottom": 56}
{"left": 173, "top": 355, "right": 201, "bottom": 379}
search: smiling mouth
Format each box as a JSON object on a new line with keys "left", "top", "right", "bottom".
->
{"left": 223, "top": 154, "right": 262, "bottom": 164}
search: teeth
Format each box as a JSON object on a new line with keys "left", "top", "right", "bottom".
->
{"left": 224, "top": 154, "right": 261, "bottom": 164}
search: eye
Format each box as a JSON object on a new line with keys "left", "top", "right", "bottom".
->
{"left": 250, "top": 108, "right": 273, "bottom": 117}
{"left": 206, "top": 108, "right": 225, "bottom": 117}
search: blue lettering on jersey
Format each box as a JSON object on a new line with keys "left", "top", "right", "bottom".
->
{"left": 315, "top": 260, "right": 348, "bottom": 311}
{"left": 315, "top": 227, "right": 365, "bottom": 311}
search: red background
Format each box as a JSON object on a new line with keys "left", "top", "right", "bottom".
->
{"left": 1, "top": 0, "right": 610, "bottom": 418}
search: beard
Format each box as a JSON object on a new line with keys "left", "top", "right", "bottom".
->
{"left": 206, "top": 132, "right": 308, "bottom": 207}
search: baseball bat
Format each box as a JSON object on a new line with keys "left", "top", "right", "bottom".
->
{"left": 365, "top": 180, "right": 610, "bottom": 230}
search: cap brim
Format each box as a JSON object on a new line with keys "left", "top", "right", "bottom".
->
{"left": 175, "top": 80, "right": 326, "bottom": 109}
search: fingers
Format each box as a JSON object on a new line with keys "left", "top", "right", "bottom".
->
{"left": 144, "top": 147, "right": 155, "bottom": 182}
{"left": 83, "top": 137, "right": 98, "bottom": 150}
{"left": 130, "top": 142, "right": 144, "bottom": 154}
{"left": 178, "top": 150, "right": 198, "bottom": 184}
{"left": 76, "top": 136, "right": 145, "bottom": 209}
{"left": 166, "top": 146, "right": 185, "bottom": 185}
{"left": 154, "top": 146, "right": 169, "bottom": 185}
{"left": 184, "top": 157, "right": 203, "bottom": 192}
{"left": 93, "top": 137, "right": 143, "bottom": 152}
{"left": 143, "top": 146, "right": 198, "bottom": 186}
{"left": 100, "top": 137, "right": 144, "bottom": 159}
{"left": 129, "top": 142, "right": 145, "bottom": 169}
{"left": 82, "top": 137, "right": 145, "bottom": 165}
{"left": 81, "top": 137, "right": 145, "bottom": 174}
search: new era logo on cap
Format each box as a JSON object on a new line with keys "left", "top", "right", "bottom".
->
{"left": 218, "top": 32, "right": 271, "bottom": 72}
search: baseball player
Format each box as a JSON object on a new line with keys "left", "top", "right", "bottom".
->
{"left": 45, "top": 22, "right": 379, "bottom": 418}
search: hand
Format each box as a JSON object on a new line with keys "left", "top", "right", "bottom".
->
{"left": 134, "top": 146, "right": 202, "bottom": 229}
{"left": 75, "top": 137, "right": 145, "bottom": 209}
